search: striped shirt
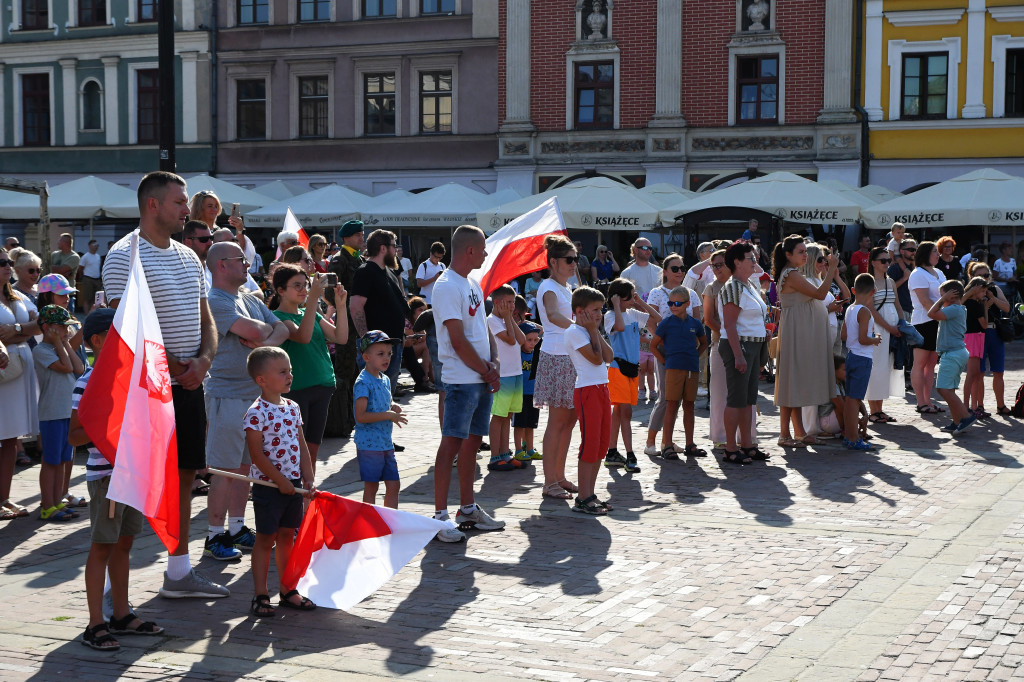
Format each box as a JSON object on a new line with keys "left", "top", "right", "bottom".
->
{"left": 72, "top": 367, "right": 112, "bottom": 481}
{"left": 718, "top": 277, "right": 768, "bottom": 341}
{"left": 102, "top": 230, "right": 207, "bottom": 382}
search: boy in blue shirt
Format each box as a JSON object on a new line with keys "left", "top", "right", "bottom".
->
{"left": 354, "top": 331, "right": 408, "bottom": 508}
{"left": 513, "top": 322, "right": 543, "bottom": 461}
{"left": 928, "top": 281, "right": 975, "bottom": 434}
{"left": 650, "top": 287, "right": 706, "bottom": 459}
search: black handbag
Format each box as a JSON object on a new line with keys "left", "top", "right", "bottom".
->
{"left": 613, "top": 357, "right": 640, "bottom": 378}
{"left": 996, "top": 316, "right": 1015, "bottom": 343}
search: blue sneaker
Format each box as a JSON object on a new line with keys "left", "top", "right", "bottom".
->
{"left": 204, "top": 532, "right": 242, "bottom": 562}
{"left": 954, "top": 415, "right": 977, "bottom": 433}
{"left": 229, "top": 525, "right": 256, "bottom": 551}
{"left": 843, "top": 438, "right": 873, "bottom": 451}
{"left": 941, "top": 421, "right": 958, "bottom": 432}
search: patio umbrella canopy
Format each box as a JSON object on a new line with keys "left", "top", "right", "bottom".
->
{"left": 658, "top": 171, "right": 864, "bottom": 225}
{"left": 819, "top": 180, "right": 879, "bottom": 209}
{"left": 860, "top": 168, "right": 1024, "bottom": 230}
{"left": 245, "top": 184, "right": 373, "bottom": 229}
{"left": 636, "top": 183, "right": 697, "bottom": 208}
{"left": 184, "top": 174, "right": 274, "bottom": 214}
{"left": 857, "top": 184, "right": 903, "bottom": 205}
{"left": 479, "top": 177, "right": 662, "bottom": 233}
{"left": 252, "top": 180, "right": 312, "bottom": 202}
{"left": 362, "top": 183, "right": 506, "bottom": 227}
{"left": 0, "top": 175, "right": 139, "bottom": 220}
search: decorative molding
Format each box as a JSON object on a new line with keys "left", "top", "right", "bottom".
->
{"left": 988, "top": 6, "right": 1024, "bottom": 22}
{"left": 886, "top": 38, "right": 961, "bottom": 121}
{"left": 864, "top": 0, "right": 884, "bottom": 121}
{"left": 869, "top": 117, "right": 1024, "bottom": 130}
{"left": 992, "top": 35, "right": 1024, "bottom": 118}
{"left": 726, "top": 36, "right": 786, "bottom": 126}
{"left": 539, "top": 139, "right": 644, "bottom": 154}
{"left": 884, "top": 9, "right": 965, "bottom": 27}
{"left": 652, "top": 138, "right": 681, "bottom": 152}
{"left": 12, "top": 66, "right": 57, "bottom": 147}
{"left": 691, "top": 135, "right": 813, "bottom": 152}
{"left": 0, "top": 32, "right": 210, "bottom": 65}
{"left": 565, "top": 49, "right": 620, "bottom": 131}
{"left": 823, "top": 134, "right": 855, "bottom": 149}
{"left": 502, "top": 141, "right": 529, "bottom": 155}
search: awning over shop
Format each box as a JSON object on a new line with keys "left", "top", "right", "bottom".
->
{"left": 184, "top": 174, "right": 274, "bottom": 214}
{"left": 245, "top": 184, "right": 373, "bottom": 229}
{"left": 0, "top": 175, "right": 138, "bottom": 220}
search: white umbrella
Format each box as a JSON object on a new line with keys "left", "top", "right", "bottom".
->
{"left": 252, "top": 180, "right": 312, "bottom": 202}
{"left": 479, "top": 177, "right": 661, "bottom": 233}
{"left": 861, "top": 168, "right": 1024, "bottom": 230}
{"left": 637, "top": 183, "right": 697, "bottom": 208}
{"left": 362, "top": 183, "right": 503, "bottom": 227}
{"left": 245, "top": 184, "right": 373, "bottom": 229}
{"left": 0, "top": 175, "right": 139, "bottom": 220}
{"left": 659, "top": 171, "right": 863, "bottom": 225}
{"left": 819, "top": 180, "right": 878, "bottom": 208}
{"left": 183, "top": 174, "right": 274, "bottom": 214}
{"left": 858, "top": 184, "right": 903, "bottom": 205}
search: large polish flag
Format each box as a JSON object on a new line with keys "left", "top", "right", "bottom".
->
{"left": 79, "top": 232, "right": 180, "bottom": 551}
{"left": 474, "top": 197, "right": 568, "bottom": 297}
{"left": 275, "top": 207, "right": 310, "bottom": 259}
{"left": 282, "top": 492, "right": 448, "bottom": 610}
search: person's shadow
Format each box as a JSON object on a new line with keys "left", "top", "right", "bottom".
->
{"left": 715, "top": 457, "right": 795, "bottom": 527}
{"left": 518, "top": 513, "right": 612, "bottom": 596}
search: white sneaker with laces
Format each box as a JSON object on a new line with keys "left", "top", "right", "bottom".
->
{"left": 455, "top": 505, "right": 506, "bottom": 532}
{"left": 696, "top": 387, "right": 709, "bottom": 398}
{"left": 643, "top": 444, "right": 660, "bottom": 456}
{"left": 433, "top": 514, "right": 466, "bottom": 543}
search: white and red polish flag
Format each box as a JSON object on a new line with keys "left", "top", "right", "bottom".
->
{"left": 275, "top": 207, "right": 310, "bottom": 259}
{"left": 79, "top": 232, "right": 179, "bottom": 551}
{"left": 474, "top": 197, "right": 568, "bottom": 297}
{"left": 282, "top": 492, "right": 447, "bottom": 610}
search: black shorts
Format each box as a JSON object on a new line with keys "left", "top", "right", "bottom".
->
{"left": 513, "top": 393, "right": 540, "bottom": 429}
{"left": 172, "top": 384, "right": 207, "bottom": 471}
{"left": 284, "top": 383, "right": 336, "bottom": 446}
{"left": 914, "top": 320, "right": 939, "bottom": 353}
{"left": 252, "top": 480, "right": 304, "bottom": 535}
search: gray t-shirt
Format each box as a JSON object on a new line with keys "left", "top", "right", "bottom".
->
{"left": 33, "top": 342, "right": 77, "bottom": 421}
{"left": 206, "top": 288, "right": 278, "bottom": 399}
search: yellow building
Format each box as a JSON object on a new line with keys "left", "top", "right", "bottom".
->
{"left": 862, "top": 0, "right": 1024, "bottom": 191}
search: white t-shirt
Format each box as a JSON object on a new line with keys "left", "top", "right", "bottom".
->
{"left": 433, "top": 269, "right": 489, "bottom": 385}
{"left": 908, "top": 267, "right": 944, "bottom": 325}
{"left": 886, "top": 238, "right": 901, "bottom": 256}
{"left": 204, "top": 266, "right": 262, "bottom": 296}
{"left": 399, "top": 257, "right": 413, "bottom": 279}
{"left": 959, "top": 252, "right": 973, "bottom": 269}
{"left": 537, "top": 278, "right": 573, "bottom": 355}
{"left": 79, "top": 251, "right": 102, "bottom": 278}
{"left": 647, "top": 285, "right": 700, "bottom": 319}
{"left": 621, "top": 262, "right": 663, "bottom": 296}
{"left": 565, "top": 324, "right": 608, "bottom": 388}
{"left": 993, "top": 258, "right": 1016, "bottom": 283}
{"left": 488, "top": 313, "right": 522, "bottom": 378}
{"left": 416, "top": 259, "right": 446, "bottom": 304}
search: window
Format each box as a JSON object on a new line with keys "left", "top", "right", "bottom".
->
{"left": 237, "top": 79, "right": 267, "bottom": 140}
{"left": 420, "top": 0, "right": 453, "bottom": 14}
{"left": 22, "top": 0, "right": 48, "bottom": 28}
{"left": 82, "top": 80, "right": 103, "bottom": 130}
{"left": 574, "top": 61, "right": 614, "bottom": 129}
{"left": 363, "top": 0, "right": 395, "bottom": 18}
{"left": 22, "top": 74, "right": 51, "bottom": 145}
{"left": 137, "top": 69, "right": 159, "bottom": 144}
{"left": 298, "top": 76, "right": 329, "bottom": 138}
{"left": 1007, "top": 49, "right": 1024, "bottom": 118}
{"left": 138, "top": 0, "right": 155, "bottom": 21}
{"left": 78, "top": 0, "right": 106, "bottom": 25}
{"left": 299, "top": 0, "right": 328, "bottom": 21}
{"left": 419, "top": 71, "right": 452, "bottom": 134}
{"left": 901, "top": 53, "right": 947, "bottom": 119}
{"left": 736, "top": 55, "right": 778, "bottom": 124}
{"left": 364, "top": 73, "right": 396, "bottom": 136}
{"left": 238, "top": 0, "right": 268, "bottom": 24}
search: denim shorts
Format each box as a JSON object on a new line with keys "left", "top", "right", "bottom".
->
{"left": 357, "top": 448, "right": 399, "bottom": 482}
{"left": 845, "top": 352, "right": 872, "bottom": 401}
{"left": 980, "top": 328, "right": 1005, "bottom": 373}
{"left": 442, "top": 382, "right": 493, "bottom": 439}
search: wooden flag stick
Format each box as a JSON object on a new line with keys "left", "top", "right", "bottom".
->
{"left": 207, "top": 467, "right": 310, "bottom": 494}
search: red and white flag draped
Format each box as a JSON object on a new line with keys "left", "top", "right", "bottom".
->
{"left": 79, "top": 232, "right": 180, "bottom": 552}
{"left": 275, "top": 207, "right": 310, "bottom": 259}
{"left": 474, "top": 197, "right": 568, "bottom": 297}
{"left": 282, "top": 492, "right": 448, "bottom": 610}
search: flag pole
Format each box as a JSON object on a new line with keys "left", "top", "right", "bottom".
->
{"left": 207, "top": 467, "right": 310, "bottom": 494}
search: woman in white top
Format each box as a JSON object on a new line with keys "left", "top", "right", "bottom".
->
{"left": 908, "top": 241, "right": 946, "bottom": 413}
{"left": 864, "top": 247, "right": 906, "bottom": 423}
{"left": 534, "top": 235, "right": 581, "bottom": 500}
{"left": 643, "top": 253, "right": 702, "bottom": 455}
{"left": 992, "top": 243, "right": 1018, "bottom": 292}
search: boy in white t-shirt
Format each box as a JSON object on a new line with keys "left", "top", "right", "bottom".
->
{"left": 565, "top": 286, "right": 614, "bottom": 515}
{"left": 486, "top": 285, "right": 529, "bottom": 470}
{"left": 842, "top": 274, "right": 881, "bottom": 451}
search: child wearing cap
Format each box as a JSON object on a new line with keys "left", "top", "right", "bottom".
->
{"left": 354, "top": 330, "right": 408, "bottom": 508}
{"left": 32, "top": 304, "right": 86, "bottom": 521}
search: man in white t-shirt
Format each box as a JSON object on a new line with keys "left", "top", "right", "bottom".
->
{"left": 621, "top": 238, "right": 663, "bottom": 296}
{"left": 396, "top": 245, "right": 413, "bottom": 291}
{"left": 78, "top": 240, "right": 103, "bottom": 314}
{"left": 430, "top": 226, "right": 505, "bottom": 543}
{"left": 416, "top": 242, "right": 447, "bottom": 304}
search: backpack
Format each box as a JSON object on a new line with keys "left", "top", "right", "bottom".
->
{"left": 1011, "top": 383, "right": 1024, "bottom": 418}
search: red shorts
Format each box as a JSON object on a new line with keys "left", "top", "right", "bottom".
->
{"left": 574, "top": 384, "right": 611, "bottom": 464}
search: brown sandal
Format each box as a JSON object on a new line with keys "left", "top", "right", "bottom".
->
{"left": 542, "top": 483, "right": 572, "bottom": 500}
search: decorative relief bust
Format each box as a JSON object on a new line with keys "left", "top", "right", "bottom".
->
{"left": 746, "top": 0, "right": 769, "bottom": 31}
{"left": 586, "top": 0, "right": 607, "bottom": 39}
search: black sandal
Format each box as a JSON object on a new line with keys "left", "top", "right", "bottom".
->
{"left": 660, "top": 444, "right": 681, "bottom": 460}
{"left": 251, "top": 594, "right": 276, "bottom": 617}
{"left": 723, "top": 450, "right": 752, "bottom": 465}
{"left": 741, "top": 446, "right": 771, "bottom": 461}
{"left": 683, "top": 444, "right": 708, "bottom": 458}
{"left": 279, "top": 589, "right": 317, "bottom": 610}
{"left": 108, "top": 613, "right": 164, "bottom": 635}
{"left": 571, "top": 494, "right": 608, "bottom": 515}
{"left": 82, "top": 623, "right": 120, "bottom": 651}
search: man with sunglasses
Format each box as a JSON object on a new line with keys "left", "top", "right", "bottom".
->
{"left": 888, "top": 238, "right": 917, "bottom": 323}
{"left": 621, "top": 238, "right": 662, "bottom": 296}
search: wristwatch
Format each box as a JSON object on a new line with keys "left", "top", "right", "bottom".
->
{"left": 13, "top": 323, "right": 22, "bottom": 334}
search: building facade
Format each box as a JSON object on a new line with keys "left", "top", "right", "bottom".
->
{"left": 862, "top": 0, "right": 1024, "bottom": 191}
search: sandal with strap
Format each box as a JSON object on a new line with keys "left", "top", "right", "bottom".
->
{"left": 997, "top": 406, "right": 1013, "bottom": 416}
{"left": 916, "top": 404, "right": 941, "bottom": 414}
{"left": 661, "top": 444, "right": 682, "bottom": 460}
{"left": 63, "top": 494, "right": 88, "bottom": 508}
{"left": 741, "top": 446, "right": 771, "bottom": 461}
{"left": 777, "top": 438, "right": 806, "bottom": 449}
{"left": 82, "top": 623, "right": 120, "bottom": 651}
{"left": 683, "top": 443, "right": 708, "bottom": 458}
{"left": 722, "top": 450, "right": 752, "bottom": 465}
{"left": 558, "top": 479, "right": 579, "bottom": 494}
{"left": 108, "top": 613, "right": 164, "bottom": 636}
{"left": 279, "top": 589, "right": 316, "bottom": 611}
{"left": 486, "top": 454, "right": 516, "bottom": 472}
{"left": 250, "top": 594, "right": 275, "bottom": 618}
{"left": 542, "top": 482, "right": 572, "bottom": 499}
{"left": 0, "top": 508, "right": 17, "bottom": 521}
{"left": 571, "top": 494, "right": 607, "bottom": 515}
{"left": 3, "top": 500, "right": 30, "bottom": 517}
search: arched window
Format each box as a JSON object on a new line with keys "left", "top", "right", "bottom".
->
{"left": 81, "top": 79, "right": 104, "bottom": 131}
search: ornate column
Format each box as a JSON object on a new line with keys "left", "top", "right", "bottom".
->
{"left": 101, "top": 56, "right": 120, "bottom": 145}
{"left": 962, "top": 0, "right": 986, "bottom": 118}
{"left": 818, "top": 0, "right": 857, "bottom": 123}
{"left": 59, "top": 58, "right": 78, "bottom": 146}
{"left": 649, "top": 0, "right": 685, "bottom": 127}
{"left": 864, "top": 0, "right": 884, "bottom": 121}
{"left": 501, "top": 0, "right": 533, "bottom": 131}
{"left": 180, "top": 51, "right": 199, "bottom": 143}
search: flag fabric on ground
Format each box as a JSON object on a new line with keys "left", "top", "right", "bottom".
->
{"left": 276, "top": 207, "right": 310, "bottom": 259}
{"left": 78, "top": 232, "right": 180, "bottom": 551}
{"left": 474, "top": 197, "right": 568, "bottom": 297}
{"left": 282, "top": 492, "right": 448, "bottom": 610}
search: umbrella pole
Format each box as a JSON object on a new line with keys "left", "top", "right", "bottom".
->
{"left": 985, "top": 225, "right": 990, "bottom": 247}
{"left": 89, "top": 216, "right": 94, "bottom": 241}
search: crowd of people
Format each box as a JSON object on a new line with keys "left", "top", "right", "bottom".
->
{"left": 0, "top": 174, "right": 1021, "bottom": 648}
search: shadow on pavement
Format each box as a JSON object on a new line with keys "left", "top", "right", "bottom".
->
{"left": 518, "top": 513, "right": 612, "bottom": 596}
{"left": 783, "top": 446, "right": 927, "bottom": 506}
{"left": 715, "top": 457, "right": 795, "bottom": 527}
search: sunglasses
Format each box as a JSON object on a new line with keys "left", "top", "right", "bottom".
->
{"left": 711, "top": 262, "right": 726, "bottom": 270}
{"left": 667, "top": 300, "right": 688, "bottom": 307}
{"left": 637, "top": 245, "right": 653, "bottom": 251}
{"left": 562, "top": 256, "right": 579, "bottom": 264}
{"left": 817, "top": 256, "right": 828, "bottom": 263}
{"left": 188, "top": 235, "right": 214, "bottom": 243}
{"left": 598, "top": 250, "right": 608, "bottom": 254}
{"left": 667, "top": 265, "right": 685, "bottom": 273}
{"left": 902, "top": 248, "right": 917, "bottom": 253}
{"left": 26, "top": 268, "right": 40, "bottom": 274}
{"left": 220, "top": 256, "right": 250, "bottom": 266}
{"left": 876, "top": 258, "right": 892, "bottom": 264}
{"left": 0, "top": 259, "right": 13, "bottom": 267}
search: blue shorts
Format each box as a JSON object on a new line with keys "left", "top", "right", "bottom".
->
{"left": 40, "top": 419, "right": 73, "bottom": 465}
{"left": 442, "top": 382, "right": 493, "bottom": 439}
{"left": 358, "top": 448, "right": 399, "bottom": 482}
{"left": 980, "top": 328, "right": 1005, "bottom": 373}
{"left": 936, "top": 348, "right": 969, "bottom": 390}
{"left": 491, "top": 375, "right": 524, "bottom": 417}
{"left": 845, "top": 352, "right": 872, "bottom": 401}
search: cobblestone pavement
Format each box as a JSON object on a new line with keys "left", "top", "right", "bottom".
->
{"left": 2, "top": 347, "right": 1023, "bottom": 681}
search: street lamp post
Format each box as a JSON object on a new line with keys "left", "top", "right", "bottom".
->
{"left": 158, "top": 0, "right": 176, "bottom": 172}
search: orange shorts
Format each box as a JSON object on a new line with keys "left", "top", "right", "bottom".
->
{"left": 607, "top": 366, "right": 639, "bottom": 405}
{"left": 664, "top": 369, "right": 699, "bottom": 402}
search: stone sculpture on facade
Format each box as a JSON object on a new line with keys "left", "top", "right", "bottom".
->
{"left": 746, "top": 0, "right": 769, "bottom": 31}
{"left": 586, "top": 0, "right": 608, "bottom": 39}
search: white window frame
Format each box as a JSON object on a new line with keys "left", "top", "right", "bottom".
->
{"left": 127, "top": 0, "right": 157, "bottom": 23}
{"left": 992, "top": 35, "right": 1024, "bottom": 118}
{"left": 288, "top": 60, "right": 334, "bottom": 140}
{"left": 728, "top": 43, "right": 786, "bottom": 126}
{"left": 565, "top": 51, "right": 620, "bottom": 130}
{"left": 12, "top": 66, "right": 56, "bottom": 147}
{"left": 78, "top": 77, "right": 105, "bottom": 132}
{"left": 226, "top": 66, "right": 273, "bottom": 141}
{"left": 127, "top": 61, "right": 158, "bottom": 145}
{"left": 353, "top": 57, "right": 402, "bottom": 137}
{"left": 229, "top": 0, "right": 276, "bottom": 26}
{"left": 412, "top": 57, "right": 459, "bottom": 135}
{"left": 67, "top": 0, "right": 112, "bottom": 27}
{"left": 887, "top": 38, "right": 960, "bottom": 121}
{"left": 410, "top": 0, "right": 461, "bottom": 18}
{"left": 11, "top": 0, "right": 54, "bottom": 30}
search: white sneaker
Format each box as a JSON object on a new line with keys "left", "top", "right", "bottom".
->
{"left": 643, "top": 444, "right": 660, "bottom": 456}
{"left": 434, "top": 514, "right": 466, "bottom": 543}
{"left": 696, "top": 387, "right": 709, "bottom": 398}
{"left": 649, "top": 391, "right": 659, "bottom": 401}
{"left": 638, "top": 389, "right": 647, "bottom": 400}
{"left": 455, "top": 505, "right": 506, "bottom": 532}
